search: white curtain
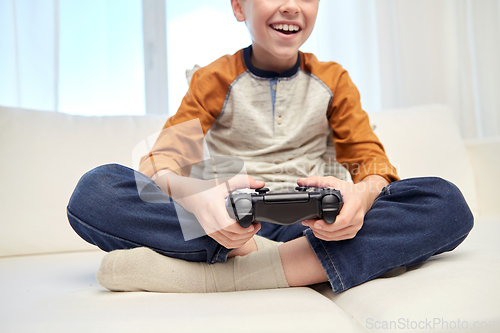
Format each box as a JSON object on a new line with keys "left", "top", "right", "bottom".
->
{"left": 1, "top": 0, "right": 499, "bottom": 138}
{"left": 304, "top": 0, "right": 500, "bottom": 139}
{"left": 0, "top": 0, "right": 145, "bottom": 116}
{"left": 0, "top": 0, "right": 58, "bottom": 112}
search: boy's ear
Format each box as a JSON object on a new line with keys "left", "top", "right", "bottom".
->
{"left": 231, "top": 0, "right": 246, "bottom": 22}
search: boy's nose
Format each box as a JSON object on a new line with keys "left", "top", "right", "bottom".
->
{"left": 279, "top": 0, "right": 300, "bottom": 15}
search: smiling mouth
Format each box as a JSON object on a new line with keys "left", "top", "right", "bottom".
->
{"left": 270, "top": 23, "right": 301, "bottom": 35}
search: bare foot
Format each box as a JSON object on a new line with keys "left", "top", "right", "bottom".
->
{"left": 228, "top": 238, "right": 258, "bottom": 258}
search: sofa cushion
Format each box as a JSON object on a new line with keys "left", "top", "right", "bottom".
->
{"left": 369, "top": 104, "right": 478, "bottom": 213}
{"left": 465, "top": 136, "right": 500, "bottom": 216}
{"left": 315, "top": 216, "right": 500, "bottom": 332}
{"left": 0, "top": 251, "right": 367, "bottom": 333}
{"left": 0, "top": 106, "right": 167, "bottom": 256}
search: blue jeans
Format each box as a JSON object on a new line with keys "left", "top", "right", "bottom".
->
{"left": 67, "top": 164, "right": 473, "bottom": 293}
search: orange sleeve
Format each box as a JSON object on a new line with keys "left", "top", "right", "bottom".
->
{"left": 302, "top": 53, "right": 399, "bottom": 184}
{"left": 328, "top": 72, "right": 399, "bottom": 183}
{"left": 138, "top": 51, "right": 247, "bottom": 178}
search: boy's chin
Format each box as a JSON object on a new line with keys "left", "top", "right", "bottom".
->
{"left": 253, "top": 43, "right": 302, "bottom": 69}
{"left": 273, "top": 41, "right": 306, "bottom": 55}
{"left": 271, "top": 48, "right": 302, "bottom": 61}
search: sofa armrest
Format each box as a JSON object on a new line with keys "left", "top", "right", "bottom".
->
{"left": 465, "top": 136, "right": 500, "bottom": 217}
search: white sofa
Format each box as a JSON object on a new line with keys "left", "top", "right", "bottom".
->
{"left": 1, "top": 104, "right": 499, "bottom": 332}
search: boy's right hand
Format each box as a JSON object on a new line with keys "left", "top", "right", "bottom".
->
{"left": 154, "top": 171, "right": 263, "bottom": 249}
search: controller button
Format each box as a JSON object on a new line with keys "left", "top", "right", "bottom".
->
{"left": 255, "top": 188, "right": 270, "bottom": 195}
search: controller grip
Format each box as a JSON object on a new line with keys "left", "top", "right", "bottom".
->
{"left": 228, "top": 196, "right": 254, "bottom": 228}
{"left": 322, "top": 194, "right": 343, "bottom": 224}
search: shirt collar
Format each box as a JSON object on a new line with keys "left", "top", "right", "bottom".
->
{"left": 243, "top": 45, "right": 301, "bottom": 78}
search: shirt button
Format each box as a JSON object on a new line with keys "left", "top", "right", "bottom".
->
{"left": 277, "top": 116, "right": 283, "bottom": 125}
{"left": 272, "top": 85, "right": 277, "bottom": 91}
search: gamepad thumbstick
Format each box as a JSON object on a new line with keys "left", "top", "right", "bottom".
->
{"left": 255, "top": 188, "right": 270, "bottom": 195}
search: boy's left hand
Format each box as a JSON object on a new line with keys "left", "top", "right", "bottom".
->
{"left": 298, "top": 175, "right": 388, "bottom": 241}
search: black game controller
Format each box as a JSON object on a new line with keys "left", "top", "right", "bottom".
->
{"left": 227, "top": 186, "right": 343, "bottom": 228}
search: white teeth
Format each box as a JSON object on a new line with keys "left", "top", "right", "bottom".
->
{"left": 272, "top": 24, "right": 300, "bottom": 32}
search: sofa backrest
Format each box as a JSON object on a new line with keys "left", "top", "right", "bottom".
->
{"left": 0, "top": 106, "right": 167, "bottom": 257}
{"left": 369, "top": 104, "right": 478, "bottom": 213}
{"left": 0, "top": 104, "right": 477, "bottom": 257}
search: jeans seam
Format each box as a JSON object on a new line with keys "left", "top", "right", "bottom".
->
{"left": 67, "top": 207, "right": 204, "bottom": 257}
{"left": 214, "top": 246, "right": 223, "bottom": 262}
{"left": 318, "top": 238, "right": 346, "bottom": 291}
{"left": 305, "top": 229, "right": 346, "bottom": 292}
{"left": 385, "top": 184, "right": 392, "bottom": 195}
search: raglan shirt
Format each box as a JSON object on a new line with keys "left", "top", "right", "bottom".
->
{"left": 139, "top": 46, "right": 399, "bottom": 191}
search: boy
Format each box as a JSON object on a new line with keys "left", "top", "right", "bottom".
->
{"left": 67, "top": 0, "right": 473, "bottom": 293}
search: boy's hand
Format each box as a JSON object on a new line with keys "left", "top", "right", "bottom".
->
{"left": 298, "top": 175, "right": 388, "bottom": 241}
{"left": 156, "top": 171, "right": 263, "bottom": 249}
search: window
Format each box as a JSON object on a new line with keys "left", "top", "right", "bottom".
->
{"left": 0, "top": 0, "right": 145, "bottom": 116}
{"left": 59, "top": 0, "right": 145, "bottom": 116}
